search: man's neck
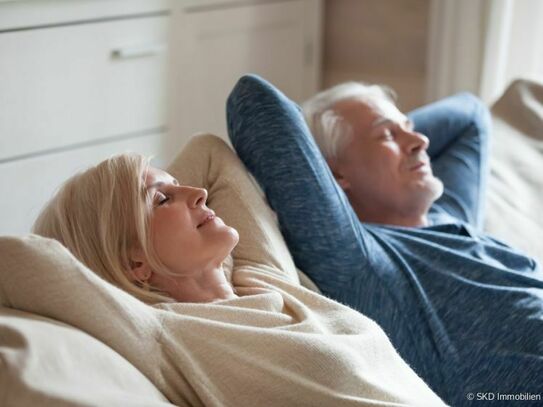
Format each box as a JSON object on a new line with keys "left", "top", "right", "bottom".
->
{"left": 352, "top": 204, "right": 429, "bottom": 228}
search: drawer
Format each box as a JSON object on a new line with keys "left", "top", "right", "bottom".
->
{"left": 0, "top": 15, "right": 169, "bottom": 161}
{"left": 0, "top": 0, "right": 170, "bottom": 31}
{"left": 0, "top": 132, "right": 166, "bottom": 235}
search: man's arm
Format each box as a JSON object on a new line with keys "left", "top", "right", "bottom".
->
{"left": 227, "top": 75, "right": 372, "bottom": 294}
{"left": 408, "top": 93, "right": 492, "bottom": 229}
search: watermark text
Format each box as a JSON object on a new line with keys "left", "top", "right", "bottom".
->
{"left": 466, "top": 392, "right": 541, "bottom": 402}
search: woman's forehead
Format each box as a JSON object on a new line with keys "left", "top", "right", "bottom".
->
{"left": 144, "top": 167, "right": 178, "bottom": 188}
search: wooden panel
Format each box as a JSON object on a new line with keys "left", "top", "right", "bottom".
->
{"left": 0, "top": 15, "right": 169, "bottom": 161}
{"left": 0, "top": 133, "right": 165, "bottom": 235}
{"left": 322, "top": 0, "right": 429, "bottom": 111}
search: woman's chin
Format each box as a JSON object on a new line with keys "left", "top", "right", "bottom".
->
{"left": 212, "top": 225, "right": 239, "bottom": 258}
{"left": 225, "top": 226, "right": 240, "bottom": 249}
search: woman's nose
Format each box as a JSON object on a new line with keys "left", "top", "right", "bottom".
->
{"left": 188, "top": 187, "right": 208, "bottom": 208}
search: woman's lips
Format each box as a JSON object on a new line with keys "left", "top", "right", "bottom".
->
{"left": 198, "top": 212, "right": 216, "bottom": 228}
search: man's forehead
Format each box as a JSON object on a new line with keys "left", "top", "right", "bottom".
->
{"left": 334, "top": 97, "right": 406, "bottom": 129}
{"left": 361, "top": 98, "right": 405, "bottom": 124}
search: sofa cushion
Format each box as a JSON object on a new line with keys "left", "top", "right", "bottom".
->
{"left": 0, "top": 306, "right": 171, "bottom": 406}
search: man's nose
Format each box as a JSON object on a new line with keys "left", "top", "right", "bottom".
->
{"left": 404, "top": 130, "right": 429, "bottom": 153}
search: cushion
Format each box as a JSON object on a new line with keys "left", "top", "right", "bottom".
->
{"left": 0, "top": 305, "right": 171, "bottom": 406}
{"left": 484, "top": 79, "right": 543, "bottom": 263}
{"left": 0, "top": 235, "right": 171, "bottom": 406}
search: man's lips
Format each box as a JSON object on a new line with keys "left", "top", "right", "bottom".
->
{"left": 197, "top": 211, "right": 216, "bottom": 228}
{"left": 409, "top": 161, "right": 429, "bottom": 171}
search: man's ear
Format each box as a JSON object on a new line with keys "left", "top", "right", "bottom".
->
{"left": 328, "top": 159, "right": 350, "bottom": 192}
{"left": 333, "top": 171, "right": 350, "bottom": 191}
{"left": 128, "top": 248, "right": 152, "bottom": 283}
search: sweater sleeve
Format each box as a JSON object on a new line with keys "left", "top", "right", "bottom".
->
{"left": 226, "top": 75, "right": 373, "bottom": 293}
{"left": 166, "top": 134, "right": 299, "bottom": 284}
{"left": 408, "top": 93, "right": 492, "bottom": 228}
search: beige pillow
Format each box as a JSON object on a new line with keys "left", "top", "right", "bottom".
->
{"left": 0, "top": 235, "right": 172, "bottom": 406}
{"left": 0, "top": 306, "right": 172, "bottom": 406}
{"left": 485, "top": 79, "right": 543, "bottom": 262}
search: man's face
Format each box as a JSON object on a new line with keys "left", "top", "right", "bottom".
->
{"left": 332, "top": 98, "right": 443, "bottom": 221}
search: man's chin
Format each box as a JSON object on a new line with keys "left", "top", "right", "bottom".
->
{"left": 427, "top": 177, "right": 444, "bottom": 203}
{"left": 413, "top": 176, "right": 443, "bottom": 206}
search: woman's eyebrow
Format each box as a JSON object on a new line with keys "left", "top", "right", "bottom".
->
{"left": 147, "top": 178, "right": 180, "bottom": 190}
{"left": 146, "top": 181, "right": 165, "bottom": 191}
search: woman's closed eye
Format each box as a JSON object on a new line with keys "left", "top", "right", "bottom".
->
{"left": 154, "top": 191, "right": 170, "bottom": 206}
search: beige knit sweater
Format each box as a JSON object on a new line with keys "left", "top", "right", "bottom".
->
{"left": 0, "top": 135, "right": 445, "bottom": 406}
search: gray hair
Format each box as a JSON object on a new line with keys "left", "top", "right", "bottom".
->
{"left": 302, "top": 82, "right": 397, "bottom": 160}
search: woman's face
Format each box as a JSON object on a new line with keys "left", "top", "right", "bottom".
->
{"left": 141, "top": 167, "right": 239, "bottom": 278}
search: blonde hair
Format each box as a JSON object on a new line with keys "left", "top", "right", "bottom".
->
{"left": 302, "top": 82, "right": 397, "bottom": 160}
{"left": 33, "top": 153, "right": 174, "bottom": 304}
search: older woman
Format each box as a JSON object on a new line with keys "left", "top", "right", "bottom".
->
{"left": 18, "top": 132, "right": 447, "bottom": 406}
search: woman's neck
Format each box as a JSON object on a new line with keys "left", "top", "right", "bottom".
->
{"left": 165, "top": 266, "right": 237, "bottom": 303}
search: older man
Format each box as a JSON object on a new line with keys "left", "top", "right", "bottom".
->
{"left": 227, "top": 75, "right": 543, "bottom": 406}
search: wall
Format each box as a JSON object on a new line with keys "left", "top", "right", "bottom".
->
{"left": 426, "top": 0, "right": 543, "bottom": 104}
{"left": 322, "top": 0, "right": 430, "bottom": 111}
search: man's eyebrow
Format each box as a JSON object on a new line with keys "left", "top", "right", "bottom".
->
{"left": 372, "top": 117, "right": 412, "bottom": 129}
{"left": 371, "top": 117, "right": 392, "bottom": 128}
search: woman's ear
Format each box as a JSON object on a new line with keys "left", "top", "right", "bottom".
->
{"left": 128, "top": 249, "right": 152, "bottom": 283}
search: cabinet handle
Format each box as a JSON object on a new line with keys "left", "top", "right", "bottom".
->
{"left": 111, "top": 44, "right": 167, "bottom": 59}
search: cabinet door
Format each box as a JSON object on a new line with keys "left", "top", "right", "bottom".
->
{"left": 0, "top": 132, "right": 164, "bottom": 235}
{"left": 168, "top": 0, "right": 322, "bottom": 156}
{"left": 0, "top": 15, "right": 169, "bottom": 162}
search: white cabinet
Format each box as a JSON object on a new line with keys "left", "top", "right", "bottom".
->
{"left": 167, "top": 0, "right": 323, "bottom": 157}
{"left": 0, "top": 15, "right": 169, "bottom": 161}
{"left": 0, "top": 0, "right": 322, "bottom": 235}
{"left": 1, "top": 134, "right": 165, "bottom": 235}
{"left": 0, "top": 0, "right": 171, "bottom": 235}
